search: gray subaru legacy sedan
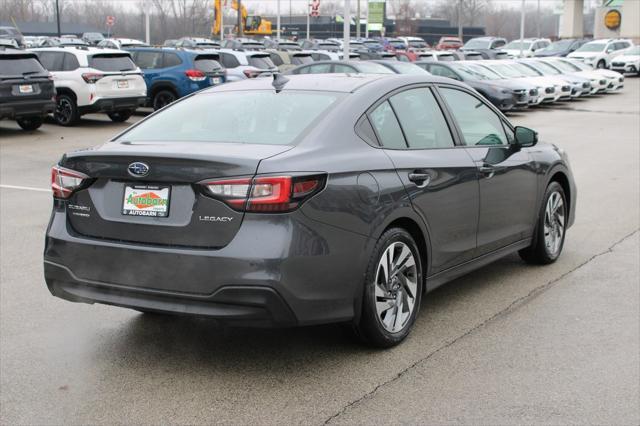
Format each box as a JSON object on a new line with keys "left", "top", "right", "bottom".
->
{"left": 44, "top": 74, "right": 576, "bottom": 347}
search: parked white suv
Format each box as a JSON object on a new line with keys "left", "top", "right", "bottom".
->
{"left": 568, "top": 38, "right": 633, "bottom": 69}
{"left": 503, "top": 38, "right": 551, "bottom": 58}
{"left": 98, "top": 38, "right": 148, "bottom": 49}
{"left": 31, "top": 46, "right": 146, "bottom": 126}
{"left": 217, "top": 49, "right": 278, "bottom": 81}
{"left": 610, "top": 45, "right": 640, "bottom": 75}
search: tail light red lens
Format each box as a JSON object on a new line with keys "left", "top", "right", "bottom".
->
{"left": 242, "top": 69, "right": 262, "bottom": 78}
{"left": 81, "top": 73, "right": 104, "bottom": 84}
{"left": 185, "top": 69, "right": 206, "bottom": 81}
{"left": 202, "top": 175, "right": 325, "bottom": 213}
{"left": 51, "top": 166, "right": 89, "bottom": 199}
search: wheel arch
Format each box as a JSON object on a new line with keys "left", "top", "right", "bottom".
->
{"left": 149, "top": 81, "right": 179, "bottom": 98}
{"left": 55, "top": 87, "right": 77, "bottom": 101}
{"left": 547, "top": 168, "right": 572, "bottom": 222}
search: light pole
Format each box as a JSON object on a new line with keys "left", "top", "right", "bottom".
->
{"left": 519, "top": 0, "right": 526, "bottom": 58}
{"left": 306, "top": 1, "right": 310, "bottom": 40}
{"left": 457, "top": 0, "right": 463, "bottom": 40}
{"left": 277, "top": 0, "right": 281, "bottom": 40}
{"left": 343, "top": 0, "right": 351, "bottom": 61}
{"left": 237, "top": 0, "right": 243, "bottom": 37}
{"left": 55, "top": 0, "right": 61, "bottom": 38}
{"left": 356, "top": 0, "right": 360, "bottom": 38}
{"left": 536, "top": 0, "right": 541, "bottom": 38}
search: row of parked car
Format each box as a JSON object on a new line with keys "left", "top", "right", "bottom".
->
{"left": 0, "top": 32, "right": 637, "bottom": 131}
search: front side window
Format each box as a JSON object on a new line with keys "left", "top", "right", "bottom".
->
{"left": 439, "top": 87, "right": 508, "bottom": 146}
{"left": 389, "top": 88, "right": 454, "bottom": 149}
{"left": 369, "top": 101, "right": 406, "bottom": 149}
{"left": 119, "top": 91, "right": 341, "bottom": 146}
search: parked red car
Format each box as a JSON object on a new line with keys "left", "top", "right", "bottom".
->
{"left": 395, "top": 51, "right": 418, "bottom": 62}
{"left": 436, "top": 37, "right": 463, "bottom": 51}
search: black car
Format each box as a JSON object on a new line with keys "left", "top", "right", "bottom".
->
{"left": 534, "top": 39, "right": 590, "bottom": 58}
{"left": 287, "top": 60, "right": 395, "bottom": 75}
{"left": 0, "top": 48, "right": 55, "bottom": 130}
{"left": 44, "top": 74, "right": 576, "bottom": 348}
{"left": 416, "top": 61, "right": 538, "bottom": 111}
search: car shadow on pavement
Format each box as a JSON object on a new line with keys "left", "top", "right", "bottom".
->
{"left": 88, "top": 252, "right": 531, "bottom": 372}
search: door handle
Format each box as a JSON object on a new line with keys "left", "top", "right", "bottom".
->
{"left": 408, "top": 172, "right": 432, "bottom": 188}
{"left": 478, "top": 165, "right": 501, "bottom": 179}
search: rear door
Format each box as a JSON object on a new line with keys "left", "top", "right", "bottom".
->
{"left": 437, "top": 86, "right": 538, "bottom": 255}
{"left": 368, "top": 86, "right": 479, "bottom": 273}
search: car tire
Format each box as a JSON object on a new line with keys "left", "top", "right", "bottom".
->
{"left": 352, "top": 228, "right": 423, "bottom": 348}
{"left": 152, "top": 89, "right": 177, "bottom": 110}
{"left": 107, "top": 109, "right": 134, "bottom": 122}
{"left": 519, "top": 181, "right": 567, "bottom": 265}
{"left": 54, "top": 94, "right": 79, "bottom": 126}
{"left": 16, "top": 116, "right": 43, "bottom": 131}
{"left": 596, "top": 60, "right": 606, "bottom": 69}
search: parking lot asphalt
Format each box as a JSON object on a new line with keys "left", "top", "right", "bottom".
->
{"left": 1, "top": 79, "right": 639, "bottom": 425}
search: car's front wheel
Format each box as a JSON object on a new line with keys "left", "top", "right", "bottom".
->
{"left": 152, "top": 90, "right": 176, "bottom": 110}
{"left": 596, "top": 60, "right": 606, "bottom": 69}
{"left": 519, "top": 181, "right": 567, "bottom": 264}
{"left": 16, "top": 116, "right": 43, "bottom": 131}
{"left": 107, "top": 109, "right": 134, "bottom": 122}
{"left": 353, "top": 228, "right": 423, "bottom": 348}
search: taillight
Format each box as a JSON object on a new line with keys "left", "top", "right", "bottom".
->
{"left": 81, "top": 73, "right": 104, "bottom": 84}
{"left": 202, "top": 175, "right": 325, "bottom": 213}
{"left": 185, "top": 69, "right": 206, "bottom": 81}
{"left": 243, "top": 69, "right": 262, "bottom": 78}
{"left": 51, "top": 166, "right": 89, "bottom": 199}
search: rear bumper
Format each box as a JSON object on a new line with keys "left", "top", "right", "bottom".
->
{"left": 0, "top": 99, "right": 55, "bottom": 120}
{"left": 44, "top": 208, "right": 371, "bottom": 326}
{"left": 80, "top": 96, "right": 146, "bottom": 114}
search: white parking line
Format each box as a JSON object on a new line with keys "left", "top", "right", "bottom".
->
{"left": 0, "top": 184, "right": 50, "bottom": 193}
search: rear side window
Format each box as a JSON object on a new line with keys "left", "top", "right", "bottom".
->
{"left": 440, "top": 87, "right": 507, "bottom": 146}
{"left": 63, "top": 53, "right": 80, "bottom": 71}
{"left": 248, "top": 55, "right": 275, "bottom": 69}
{"left": 291, "top": 55, "right": 313, "bottom": 65}
{"left": 269, "top": 53, "right": 284, "bottom": 66}
{"left": 369, "top": 101, "right": 406, "bottom": 149}
{"left": 163, "top": 52, "right": 182, "bottom": 67}
{"left": 119, "top": 91, "right": 341, "bottom": 145}
{"left": 37, "top": 51, "right": 64, "bottom": 71}
{"left": 220, "top": 53, "right": 240, "bottom": 68}
{"left": 333, "top": 64, "right": 356, "bottom": 73}
{"left": 194, "top": 57, "right": 223, "bottom": 72}
{"left": 89, "top": 54, "right": 136, "bottom": 71}
{"left": 389, "top": 88, "right": 454, "bottom": 149}
{"left": 0, "top": 57, "right": 46, "bottom": 75}
{"left": 134, "top": 51, "right": 162, "bottom": 69}
{"left": 308, "top": 64, "right": 332, "bottom": 74}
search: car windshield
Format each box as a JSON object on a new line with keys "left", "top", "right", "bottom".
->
{"left": 527, "top": 60, "right": 561, "bottom": 75}
{"left": 466, "top": 64, "right": 503, "bottom": 79}
{"left": 491, "top": 63, "right": 526, "bottom": 78}
{"left": 511, "top": 62, "right": 542, "bottom": 76}
{"left": 464, "top": 39, "right": 490, "bottom": 49}
{"left": 0, "top": 57, "right": 46, "bottom": 75}
{"left": 390, "top": 62, "right": 429, "bottom": 74}
{"left": 547, "top": 59, "right": 577, "bottom": 72}
{"left": 248, "top": 55, "right": 275, "bottom": 69}
{"left": 624, "top": 46, "right": 640, "bottom": 55}
{"left": 355, "top": 62, "right": 395, "bottom": 74}
{"left": 540, "top": 39, "right": 574, "bottom": 53}
{"left": 576, "top": 42, "right": 606, "bottom": 53}
{"left": 119, "top": 91, "right": 342, "bottom": 145}
{"left": 504, "top": 41, "right": 532, "bottom": 50}
{"left": 89, "top": 54, "right": 136, "bottom": 71}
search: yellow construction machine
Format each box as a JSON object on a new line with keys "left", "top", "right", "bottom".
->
{"left": 212, "top": 0, "right": 272, "bottom": 36}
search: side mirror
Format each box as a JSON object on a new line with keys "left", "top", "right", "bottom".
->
{"left": 514, "top": 126, "right": 538, "bottom": 147}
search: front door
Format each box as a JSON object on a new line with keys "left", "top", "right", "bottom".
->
{"left": 437, "top": 86, "right": 538, "bottom": 256}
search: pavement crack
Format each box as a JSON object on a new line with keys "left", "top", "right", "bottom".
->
{"left": 322, "top": 229, "right": 639, "bottom": 425}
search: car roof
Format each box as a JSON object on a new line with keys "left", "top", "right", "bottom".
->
{"left": 0, "top": 47, "right": 36, "bottom": 56}
{"left": 30, "top": 46, "right": 130, "bottom": 56}
{"left": 205, "top": 73, "right": 460, "bottom": 94}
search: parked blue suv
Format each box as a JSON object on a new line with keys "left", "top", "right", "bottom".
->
{"left": 127, "top": 47, "right": 226, "bottom": 110}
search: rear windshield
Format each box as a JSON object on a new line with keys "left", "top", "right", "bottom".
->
{"left": 438, "top": 54, "right": 455, "bottom": 61}
{"left": 0, "top": 57, "right": 46, "bottom": 75}
{"left": 248, "top": 55, "right": 275, "bottom": 69}
{"left": 119, "top": 91, "right": 342, "bottom": 145}
{"left": 89, "top": 54, "right": 136, "bottom": 71}
{"left": 194, "top": 57, "right": 223, "bottom": 72}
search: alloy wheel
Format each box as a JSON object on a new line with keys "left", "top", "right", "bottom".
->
{"left": 374, "top": 242, "right": 418, "bottom": 333}
{"left": 55, "top": 98, "right": 73, "bottom": 124}
{"left": 543, "top": 191, "right": 565, "bottom": 257}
